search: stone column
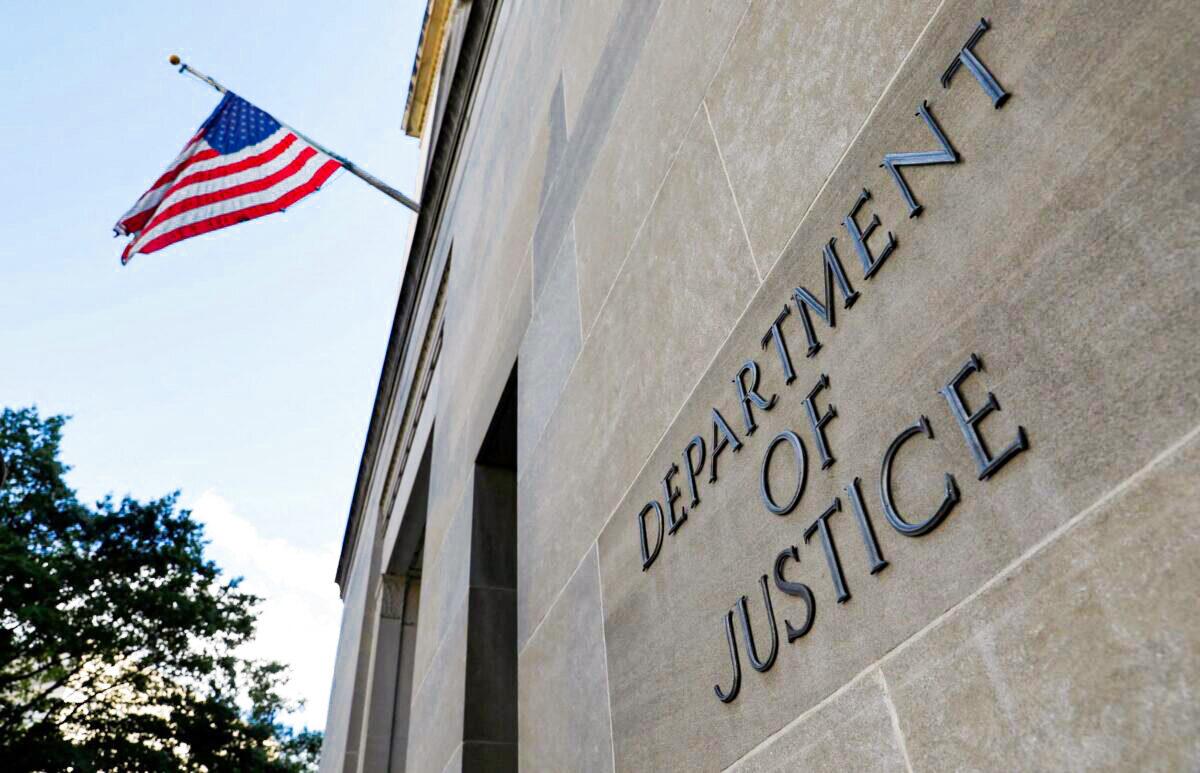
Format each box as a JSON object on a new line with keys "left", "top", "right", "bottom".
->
{"left": 356, "top": 574, "right": 409, "bottom": 773}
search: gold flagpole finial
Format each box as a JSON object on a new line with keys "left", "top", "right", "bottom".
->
{"left": 168, "top": 54, "right": 181, "bottom": 66}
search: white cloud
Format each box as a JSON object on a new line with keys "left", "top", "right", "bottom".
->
{"left": 188, "top": 491, "right": 341, "bottom": 731}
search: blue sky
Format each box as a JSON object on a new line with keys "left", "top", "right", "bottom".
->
{"left": 0, "top": 1, "right": 426, "bottom": 729}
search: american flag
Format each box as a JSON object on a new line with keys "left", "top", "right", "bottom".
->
{"left": 114, "top": 92, "right": 341, "bottom": 263}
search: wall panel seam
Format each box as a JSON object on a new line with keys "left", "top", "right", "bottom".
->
{"left": 527, "top": 0, "right": 963, "bottom": 660}
{"left": 518, "top": 534, "right": 598, "bottom": 659}
{"left": 572, "top": 217, "right": 584, "bottom": 344}
{"left": 592, "top": 543, "right": 618, "bottom": 773}
{"left": 409, "top": 585, "right": 470, "bottom": 711}
{"left": 439, "top": 740, "right": 464, "bottom": 773}
{"left": 883, "top": 421, "right": 1200, "bottom": 668}
{"left": 772, "top": 0, "right": 949, "bottom": 267}
{"left": 877, "top": 668, "right": 915, "bottom": 773}
{"left": 722, "top": 420, "right": 1200, "bottom": 769}
{"left": 521, "top": 259, "right": 766, "bottom": 650}
{"left": 721, "top": 666, "right": 878, "bottom": 771}
{"left": 516, "top": 0, "right": 754, "bottom": 481}
{"left": 703, "top": 98, "right": 761, "bottom": 284}
{"left": 516, "top": 100, "right": 702, "bottom": 486}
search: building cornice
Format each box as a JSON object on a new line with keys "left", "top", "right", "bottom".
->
{"left": 402, "top": 0, "right": 455, "bottom": 138}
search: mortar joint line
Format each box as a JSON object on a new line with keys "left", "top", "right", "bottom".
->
{"left": 593, "top": 543, "right": 619, "bottom": 773}
{"left": 901, "top": 421, "right": 1200, "bottom": 667}
{"left": 774, "top": 0, "right": 949, "bottom": 264}
{"left": 516, "top": 100, "right": 696, "bottom": 486}
{"left": 724, "top": 419, "right": 1200, "bottom": 770}
{"left": 877, "top": 668, "right": 915, "bottom": 773}
{"left": 518, "top": 533, "right": 597, "bottom": 660}
{"left": 703, "top": 98, "right": 761, "bottom": 284}
{"left": 536, "top": 0, "right": 948, "bottom": 666}
{"left": 440, "top": 741, "right": 464, "bottom": 773}
{"left": 408, "top": 583, "right": 471, "bottom": 708}
{"left": 573, "top": 217, "right": 585, "bottom": 344}
{"left": 518, "top": 0, "right": 753, "bottom": 480}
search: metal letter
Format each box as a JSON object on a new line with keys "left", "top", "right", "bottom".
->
{"left": 710, "top": 407, "right": 743, "bottom": 484}
{"left": 736, "top": 575, "right": 780, "bottom": 673}
{"left": 881, "top": 101, "right": 959, "bottom": 218}
{"left": 938, "top": 353, "right": 1029, "bottom": 480}
{"left": 760, "top": 305, "right": 797, "bottom": 384}
{"left": 879, "top": 416, "right": 961, "bottom": 536}
{"left": 843, "top": 189, "right": 897, "bottom": 280}
{"left": 733, "top": 360, "right": 778, "bottom": 436}
{"left": 791, "top": 238, "right": 862, "bottom": 357}
{"left": 682, "top": 435, "right": 706, "bottom": 508}
{"left": 804, "top": 498, "right": 851, "bottom": 603}
{"left": 661, "top": 463, "right": 687, "bottom": 534}
{"left": 845, "top": 477, "right": 888, "bottom": 574}
{"left": 774, "top": 546, "right": 816, "bottom": 642}
{"left": 714, "top": 609, "right": 741, "bottom": 703}
{"left": 803, "top": 373, "right": 838, "bottom": 470}
{"left": 941, "top": 18, "right": 1010, "bottom": 108}
{"left": 759, "top": 430, "right": 808, "bottom": 515}
{"left": 638, "top": 500, "right": 665, "bottom": 571}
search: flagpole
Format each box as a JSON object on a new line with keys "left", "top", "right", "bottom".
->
{"left": 168, "top": 55, "right": 420, "bottom": 214}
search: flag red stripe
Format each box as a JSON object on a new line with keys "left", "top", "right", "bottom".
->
{"left": 124, "top": 159, "right": 340, "bottom": 261}
{"left": 172, "top": 133, "right": 298, "bottom": 192}
{"left": 138, "top": 132, "right": 299, "bottom": 229}
{"left": 149, "top": 141, "right": 214, "bottom": 190}
{"left": 119, "top": 210, "right": 156, "bottom": 238}
{"left": 139, "top": 147, "right": 319, "bottom": 236}
{"left": 120, "top": 134, "right": 296, "bottom": 235}
{"left": 118, "top": 147, "right": 221, "bottom": 233}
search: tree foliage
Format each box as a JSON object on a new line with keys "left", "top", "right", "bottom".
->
{"left": 0, "top": 407, "right": 321, "bottom": 771}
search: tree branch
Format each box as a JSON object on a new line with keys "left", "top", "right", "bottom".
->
{"left": 0, "top": 655, "right": 90, "bottom": 732}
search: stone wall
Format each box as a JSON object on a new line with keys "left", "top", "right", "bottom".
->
{"left": 333, "top": 0, "right": 1199, "bottom": 769}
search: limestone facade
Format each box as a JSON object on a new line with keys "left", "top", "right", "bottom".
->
{"left": 321, "top": 1, "right": 1199, "bottom": 770}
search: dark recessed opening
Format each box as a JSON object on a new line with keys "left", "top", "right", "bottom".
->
{"left": 463, "top": 362, "right": 518, "bottom": 771}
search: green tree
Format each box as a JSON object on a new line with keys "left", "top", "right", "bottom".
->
{"left": 0, "top": 407, "right": 321, "bottom": 771}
